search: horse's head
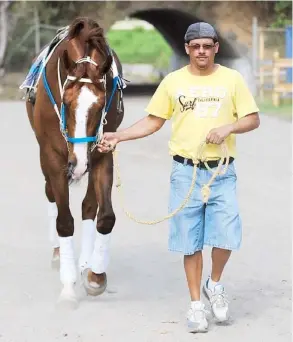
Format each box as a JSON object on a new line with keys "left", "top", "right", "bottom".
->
{"left": 61, "top": 17, "right": 113, "bottom": 180}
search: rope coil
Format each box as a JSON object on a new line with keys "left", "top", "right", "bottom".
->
{"left": 112, "top": 141, "right": 229, "bottom": 225}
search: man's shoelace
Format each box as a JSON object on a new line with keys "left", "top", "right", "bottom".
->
{"left": 210, "top": 291, "right": 229, "bottom": 308}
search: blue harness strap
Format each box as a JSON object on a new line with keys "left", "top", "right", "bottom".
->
{"left": 42, "top": 68, "right": 58, "bottom": 109}
{"left": 42, "top": 64, "right": 120, "bottom": 144}
{"left": 67, "top": 136, "right": 96, "bottom": 143}
{"left": 105, "top": 75, "right": 119, "bottom": 113}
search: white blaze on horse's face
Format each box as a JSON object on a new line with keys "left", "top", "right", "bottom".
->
{"left": 72, "top": 86, "right": 98, "bottom": 179}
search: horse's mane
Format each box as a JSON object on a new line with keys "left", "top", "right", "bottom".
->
{"left": 67, "top": 17, "right": 109, "bottom": 58}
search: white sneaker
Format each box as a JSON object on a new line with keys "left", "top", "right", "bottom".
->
{"left": 186, "top": 301, "right": 209, "bottom": 333}
{"left": 203, "top": 279, "right": 230, "bottom": 322}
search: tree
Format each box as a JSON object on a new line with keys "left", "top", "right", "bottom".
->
{"left": 271, "top": 1, "right": 292, "bottom": 28}
{"left": 0, "top": 0, "right": 10, "bottom": 77}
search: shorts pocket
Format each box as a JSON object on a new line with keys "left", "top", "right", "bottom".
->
{"left": 217, "top": 161, "right": 237, "bottom": 180}
{"left": 170, "top": 160, "right": 183, "bottom": 182}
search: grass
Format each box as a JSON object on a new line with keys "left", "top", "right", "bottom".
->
{"left": 256, "top": 95, "right": 292, "bottom": 121}
{"left": 106, "top": 27, "right": 172, "bottom": 68}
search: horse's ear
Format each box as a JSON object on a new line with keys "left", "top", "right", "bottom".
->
{"left": 101, "top": 54, "right": 113, "bottom": 75}
{"left": 68, "top": 20, "right": 85, "bottom": 39}
{"left": 62, "top": 50, "right": 75, "bottom": 72}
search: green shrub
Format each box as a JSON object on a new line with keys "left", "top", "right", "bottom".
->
{"left": 106, "top": 27, "right": 172, "bottom": 68}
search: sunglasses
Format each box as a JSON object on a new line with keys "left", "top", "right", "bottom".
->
{"left": 187, "top": 44, "right": 216, "bottom": 50}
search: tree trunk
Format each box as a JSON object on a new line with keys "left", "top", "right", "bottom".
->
{"left": 0, "top": 1, "right": 9, "bottom": 78}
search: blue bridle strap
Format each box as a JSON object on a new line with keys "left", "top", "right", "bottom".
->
{"left": 42, "top": 67, "right": 58, "bottom": 109}
{"left": 42, "top": 63, "right": 120, "bottom": 144}
{"left": 105, "top": 75, "right": 119, "bottom": 113}
{"left": 67, "top": 136, "right": 96, "bottom": 143}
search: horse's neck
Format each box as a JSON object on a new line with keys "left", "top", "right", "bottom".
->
{"left": 48, "top": 48, "right": 67, "bottom": 102}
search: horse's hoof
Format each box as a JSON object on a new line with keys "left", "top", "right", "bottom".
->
{"left": 56, "top": 286, "right": 78, "bottom": 310}
{"left": 82, "top": 268, "right": 107, "bottom": 296}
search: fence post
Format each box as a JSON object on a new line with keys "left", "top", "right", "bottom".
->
{"left": 252, "top": 16, "right": 258, "bottom": 96}
{"left": 34, "top": 7, "right": 40, "bottom": 54}
{"left": 259, "top": 28, "right": 265, "bottom": 101}
{"left": 272, "top": 50, "right": 279, "bottom": 107}
{"left": 285, "top": 25, "right": 292, "bottom": 83}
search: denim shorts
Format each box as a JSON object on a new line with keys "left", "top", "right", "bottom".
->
{"left": 168, "top": 159, "right": 242, "bottom": 255}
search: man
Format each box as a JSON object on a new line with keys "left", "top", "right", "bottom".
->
{"left": 97, "top": 22, "right": 260, "bottom": 333}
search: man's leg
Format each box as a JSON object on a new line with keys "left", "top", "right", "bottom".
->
{"left": 184, "top": 251, "right": 203, "bottom": 301}
{"left": 168, "top": 160, "right": 208, "bottom": 333}
{"left": 203, "top": 248, "right": 232, "bottom": 323}
{"left": 211, "top": 247, "right": 231, "bottom": 282}
{"left": 203, "top": 162, "right": 242, "bottom": 322}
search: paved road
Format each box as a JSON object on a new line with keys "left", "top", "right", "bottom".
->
{"left": 0, "top": 98, "right": 291, "bottom": 341}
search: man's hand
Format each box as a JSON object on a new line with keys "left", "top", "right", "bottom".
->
{"left": 206, "top": 113, "right": 260, "bottom": 145}
{"left": 206, "top": 124, "right": 233, "bottom": 145}
{"left": 96, "top": 114, "right": 166, "bottom": 153}
{"left": 97, "top": 132, "right": 120, "bottom": 153}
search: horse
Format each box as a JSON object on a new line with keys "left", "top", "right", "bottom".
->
{"left": 24, "top": 17, "right": 125, "bottom": 308}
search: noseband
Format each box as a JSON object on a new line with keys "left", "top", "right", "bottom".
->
{"left": 42, "top": 50, "right": 122, "bottom": 151}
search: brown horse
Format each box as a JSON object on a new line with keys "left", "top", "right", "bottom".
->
{"left": 25, "top": 17, "right": 125, "bottom": 308}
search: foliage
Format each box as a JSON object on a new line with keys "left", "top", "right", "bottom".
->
{"left": 271, "top": 1, "right": 292, "bottom": 28}
{"left": 106, "top": 27, "right": 172, "bottom": 69}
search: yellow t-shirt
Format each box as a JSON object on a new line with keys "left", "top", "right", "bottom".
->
{"left": 145, "top": 65, "right": 259, "bottom": 160}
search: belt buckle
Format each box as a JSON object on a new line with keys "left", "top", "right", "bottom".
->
{"left": 183, "top": 158, "right": 188, "bottom": 166}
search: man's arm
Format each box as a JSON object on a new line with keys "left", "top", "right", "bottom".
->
{"left": 97, "top": 114, "right": 166, "bottom": 153}
{"left": 116, "top": 114, "right": 166, "bottom": 142}
{"left": 98, "top": 75, "right": 172, "bottom": 153}
{"left": 206, "top": 71, "right": 260, "bottom": 145}
{"left": 230, "top": 112, "right": 260, "bottom": 134}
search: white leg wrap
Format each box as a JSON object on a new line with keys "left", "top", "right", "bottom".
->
{"left": 78, "top": 219, "right": 96, "bottom": 271}
{"left": 47, "top": 202, "right": 60, "bottom": 248}
{"left": 90, "top": 231, "right": 111, "bottom": 274}
{"left": 59, "top": 236, "right": 77, "bottom": 284}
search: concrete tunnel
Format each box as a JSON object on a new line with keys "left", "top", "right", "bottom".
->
{"left": 123, "top": 8, "right": 255, "bottom": 94}
{"left": 129, "top": 8, "right": 240, "bottom": 70}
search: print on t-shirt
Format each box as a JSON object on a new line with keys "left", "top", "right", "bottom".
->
{"left": 176, "top": 86, "right": 227, "bottom": 118}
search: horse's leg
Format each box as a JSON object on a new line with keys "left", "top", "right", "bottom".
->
{"left": 26, "top": 100, "right": 35, "bottom": 132}
{"left": 46, "top": 178, "right": 60, "bottom": 269}
{"left": 40, "top": 152, "right": 60, "bottom": 269}
{"left": 48, "top": 166, "right": 78, "bottom": 308}
{"left": 82, "top": 153, "right": 115, "bottom": 296}
{"left": 78, "top": 175, "right": 98, "bottom": 273}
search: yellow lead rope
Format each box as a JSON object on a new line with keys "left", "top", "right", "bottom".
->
{"left": 112, "top": 141, "right": 229, "bottom": 225}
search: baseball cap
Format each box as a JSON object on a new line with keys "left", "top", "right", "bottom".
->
{"left": 184, "top": 22, "right": 218, "bottom": 43}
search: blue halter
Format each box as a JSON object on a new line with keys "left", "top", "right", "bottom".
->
{"left": 41, "top": 53, "right": 123, "bottom": 145}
